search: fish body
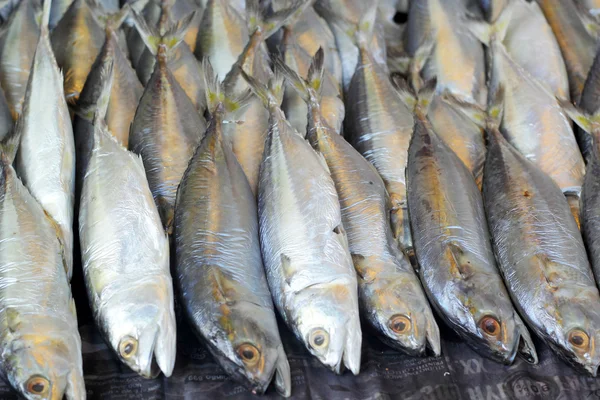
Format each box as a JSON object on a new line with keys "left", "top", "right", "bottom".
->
{"left": 407, "top": 107, "right": 536, "bottom": 365}
{"left": 484, "top": 123, "right": 600, "bottom": 375}
{"left": 0, "top": 0, "right": 40, "bottom": 119}
{"left": 15, "top": 0, "right": 75, "bottom": 279}
{"left": 51, "top": 0, "right": 105, "bottom": 103}
{"left": 345, "top": 26, "right": 415, "bottom": 263}
{"left": 129, "top": 46, "right": 205, "bottom": 232}
{"left": 405, "top": 0, "right": 486, "bottom": 105}
{"left": 79, "top": 122, "right": 175, "bottom": 379}
{"left": 242, "top": 71, "right": 362, "bottom": 375}
{"left": 537, "top": 0, "right": 596, "bottom": 102}
{"left": 175, "top": 99, "right": 290, "bottom": 396}
{"left": 0, "top": 156, "right": 85, "bottom": 400}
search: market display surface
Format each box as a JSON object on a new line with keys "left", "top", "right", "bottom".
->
{"left": 2, "top": 0, "right": 600, "bottom": 398}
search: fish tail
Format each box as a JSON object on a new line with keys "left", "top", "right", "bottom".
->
{"left": 241, "top": 67, "right": 283, "bottom": 109}
{"left": 202, "top": 58, "right": 253, "bottom": 117}
{"left": 440, "top": 90, "right": 487, "bottom": 127}
{"left": 307, "top": 47, "right": 326, "bottom": 95}
{"left": 558, "top": 97, "right": 600, "bottom": 138}
{"left": 106, "top": 3, "right": 131, "bottom": 33}
{"left": 273, "top": 56, "right": 311, "bottom": 103}
{"left": 41, "top": 0, "right": 52, "bottom": 35}
{"left": 131, "top": 7, "right": 197, "bottom": 56}
{"left": 247, "top": 0, "right": 310, "bottom": 39}
{"left": 466, "top": 4, "right": 511, "bottom": 46}
{"left": 486, "top": 84, "right": 505, "bottom": 132}
{"left": 408, "top": 35, "right": 434, "bottom": 92}
{"left": 93, "top": 58, "right": 115, "bottom": 126}
{"left": 391, "top": 73, "right": 418, "bottom": 110}
{"left": 0, "top": 120, "right": 21, "bottom": 165}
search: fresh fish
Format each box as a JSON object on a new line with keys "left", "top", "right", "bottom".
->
{"left": 406, "top": 84, "right": 537, "bottom": 365}
{"left": 272, "top": 1, "right": 342, "bottom": 90}
{"left": 15, "top": 0, "right": 75, "bottom": 279}
{"left": 315, "top": 0, "right": 387, "bottom": 95}
{"left": 0, "top": 0, "right": 40, "bottom": 119}
{"left": 537, "top": 0, "right": 597, "bottom": 102}
{"left": 129, "top": 41, "right": 206, "bottom": 232}
{"left": 0, "top": 153, "right": 85, "bottom": 400}
{"left": 77, "top": 5, "right": 142, "bottom": 147}
{"left": 471, "top": 0, "right": 569, "bottom": 100}
{"left": 133, "top": 6, "right": 205, "bottom": 111}
{"left": 276, "top": 51, "right": 440, "bottom": 356}
{"left": 241, "top": 69, "right": 362, "bottom": 374}
{"left": 483, "top": 95, "right": 600, "bottom": 375}
{"left": 484, "top": 32, "right": 585, "bottom": 223}
{"left": 280, "top": 26, "right": 345, "bottom": 136}
{"left": 404, "top": 0, "right": 487, "bottom": 105}
{"left": 344, "top": 13, "right": 415, "bottom": 264}
{"left": 51, "top": 0, "right": 105, "bottom": 103}
{"left": 79, "top": 115, "right": 175, "bottom": 379}
{"left": 174, "top": 66, "right": 290, "bottom": 396}
{"left": 194, "top": 0, "right": 248, "bottom": 80}
{"left": 419, "top": 88, "right": 486, "bottom": 188}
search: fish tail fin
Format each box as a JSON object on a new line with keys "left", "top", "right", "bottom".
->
{"left": 440, "top": 90, "right": 487, "bottom": 127}
{"left": 558, "top": 97, "right": 600, "bottom": 138}
{"left": 355, "top": 1, "right": 379, "bottom": 49}
{"left": 105, "top": 3, "right": 131, "bottom": 33}
{"left": 241, "top": 65, "right": 284, "bottom": 109}
{"left": 131, "top": 9, "right": 161, "bottom": 54}
{"left": 273, "top": 56, "right": 311, "bottom": 103}
{"left": 92, "top": 57, "right": 116, "bottom": 126}
{"left": 307, "top": 47, "right": 326, "bottom": 95}
{"left": 391, "top": 73, "right": 418, "bottom": 110}
{"left": 132, "top": 7, "right": 196, "bottom": 55}
{"left": 466, "top": 4, "right": 511, "bottom": 46}
{"left": 247, "top": 0, "right": 310, "bottom": 39}
{"left": 415, "top": 78, "right": 436, "bottom": 118}
{"left": 202, "top": 58, "right": 253, "bottom": 117}
{"left": 163, "top": 10, "right": 197, "bottom": 50}
{"left": 409, "top": 35, "right": 435, "bottom": 92}
{"left": 41, "top": 0, "right": 52, "bottom": 35}
{"left": 486, "top": 84, "right": 505, "bottom": 132}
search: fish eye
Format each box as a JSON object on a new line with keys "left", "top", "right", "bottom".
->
{"left": 568, "top": 329, "right": 590, "bottom": 351}
{"left": 308, "top": 328, "right": 330, "bottom": 350}
{"left": 479, "top": 315, "right": 501, "bottom": 338}
{"left": 389, "top": 315, "right": 411, "bottom": 334}
{"left": 237, "top": 343, "right": 261, "bottom": 366}
{"left": 25, "top": 376, "right": 50, "bottom": 396}
{"left": 119, "top": 336, "right": 138, "bottom": 359}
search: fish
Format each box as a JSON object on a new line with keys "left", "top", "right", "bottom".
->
{"left": 194, "top": 0, "right": 248, "bottom": 81}
{"left": 406, "top": 82, "right": 537, "bottom": 365}
{"left": 315, "top": 0, "right": 387, "bottom": 95}
{"left": 578, "top": 46, "right": 600, "bottom": 132}
{"left": 344, "top": 10, "right": 415, "bottom": 264}
{"left": 280, "top": 26, "right": 345, "bottom": 136}
{"left": 51, "top": 0, "right": 105, "bottom": 103}
{"left": 471, "top": 0, "right": 569, "bottom": 100}
{"left": 174, "top": 62, "right": 290, "bottom": 396}
{"left": 15, "top": 0, "right": 75, "bottom": 279}
{"left": 77, "top": 4, "right": 142, "bottom": 147}
{"left": 126, "top": 0, "right": 161, "bottom": 69}
{"left": 483, "top": 92, "right": 600, "bottom": 376}
{"left": 133, "top": 6, "right": 205, "bottom": 111}
{"left": 0, "top": 86, "right": 11, "bottom": 141}
{"left": 482, "top": 28, "right": 585, "bottom": 224}
{"left": 276, "top": 50, "right": 440, "bottom": 356}
{"left": 241, "top": 68, "right": 362, "bottom": 375}
{"left": 129, "top": 37, "right": 206, "bottom": 233}
{"left": 79, "top": 104, "right": 176, "bottom": 378}
{"left": 215, "top": 0, "right": 311, "bottom": 195}
{"left": 0, "top": 152, "right": 85, "bottom": 400}
{"left": 536, "top": 0, "right": 597, "bottom": 102}
{"left": 0, "top": 0, "right": 40, "bottom": 119}
{"left": 404, "top": 0, "right": 487, "bottom": 105}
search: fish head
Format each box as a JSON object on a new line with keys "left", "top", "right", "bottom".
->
{"left": 99, "top": 279, "right": 176, "bottom": 378}
{"left": 208, "top": 301, "right": 290, "bottom": 396}
{"left": 353, "top": 255, "right": 440, "bottom": 356}
{"left": 3, "top": 317, "right": 84, "bottom": 400}
{"left": 549, "top": 292, "right": 600, "bottom": 376}
{"left": 450, "top": 278, "right": 531, "bottom": 364}
{"left": 292, "top": 280, "right": 362, "bottom": 374}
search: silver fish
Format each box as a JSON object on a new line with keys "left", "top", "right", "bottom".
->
{"left": 129, "top": 42, "right": 206, "bottom": 232}
{"left": 537, "top": 0, "right": 597, "bottom": 102}
{"left": 134, "top": 7, "right": 205, "bottom": 111}
{"left": 344, "top": 13, "right": 415, "bottom": 264}
{"left": 79, "top": 117, "right": 175, "bottom": 379}
{"left": 276, "top": 51, "right": 440, "bottom": 356}
{"left": 15, "top": 0, "right": 75, "bottom": 279}
{"left": 406, "top": 86, "right": 537, "bottom": 365}
{"left": 242, "top": 69, "right": 362, "bottom": 374}
{"left": 486, "top": 37, "right": 585, "bottom": 223}
{"left": 77, "top": 5, "right": 142, "bottom": 147}
{"left": 483, "top": 98, "right": 600, "bottom": 375}
{"left": 404, "top": 0, "right": 487, "bottom": 105}
{"left": 174, "top": 70, "right": 290, "bottom": 395}
{"left": 0, "top": 153, "right": 85, "bottom": 400}
{"left": 0, "top": 0, "right": 40, "bottom": 119}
